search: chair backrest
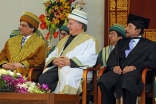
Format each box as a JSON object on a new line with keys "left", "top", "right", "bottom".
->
{"left": 10, "top": 29, "right": 20, "bottom": 38}
{"left": 143, "top": 29, "right": 156, "bottom": 42}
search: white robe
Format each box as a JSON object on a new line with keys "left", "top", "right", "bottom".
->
{"left": 44, "top": 32, "right": 99, "bottom": 94}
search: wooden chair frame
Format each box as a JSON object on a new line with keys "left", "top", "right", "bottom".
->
{"left": 140, "top": 68, "right": 155, "bottom": 104}
{"left": 98, "top": 68, "right": 155, "bottom": 104}
{"left": 82, "top": 64, "right": 100, "bottom": 104}
{"left": 27, "top": 64, "right": 100, "bottom": 104}
{"left": 27, "top": 68, "right": 43, "bottom": 81}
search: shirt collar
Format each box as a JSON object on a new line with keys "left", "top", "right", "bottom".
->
{"left": 23, "top": 35, "right": 31, "bottom": 40}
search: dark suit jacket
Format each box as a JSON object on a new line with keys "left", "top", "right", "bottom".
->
{"left": 98, "top": 37, "right": 156, "bottom": 98}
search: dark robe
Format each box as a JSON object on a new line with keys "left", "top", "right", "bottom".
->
{"left": 98, "top": 37, "right": 156, "bottom": 98}
{"left": 38, "top": 35, "right": 79, "bottom": 91}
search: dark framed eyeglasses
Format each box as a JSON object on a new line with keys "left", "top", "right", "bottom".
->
{"left": 60, "top": 32, "right": 68, "bottom": 36}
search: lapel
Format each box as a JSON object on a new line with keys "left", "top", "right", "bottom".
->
{"left": 118, "top": 38, "right": 130, "bottom": 59}
{"left": 121, "top": 37, "right": 146, "bottom": 66}
{"left": 118, "top": 37, "right": 145, "bottom": 60}
{"left": 126, "top": 37, "right": 145, "bottom": 58}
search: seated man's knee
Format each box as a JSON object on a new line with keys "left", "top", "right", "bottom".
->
{"left": 38, "top": 74, "right": 46, "bottom": 84}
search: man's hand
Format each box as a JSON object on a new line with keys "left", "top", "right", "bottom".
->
{"left": 53, "top": 56, "right": 71, "bottom": 68}
{"left": 113, "top": 66, "right": 122, "bottom": 74}
{"left": 2, "top": 63, "right": 15, "bottom": 70}
{"left": 122, "top": 66, "right": 136, "bottom": 74}
{"left": 2, "top": 63, "right": 13, "bottom": 70}
{"left": 12, "top": 62, "right": 23, "bottom": 68}
{"left": 2, "top": 62, "right": 23, "bottom": 70}
{"left": 60, "top": 57, "right": 71, "bottom": 66}
{"left": 53, "top": 57, "right": 62, "bottom": 66}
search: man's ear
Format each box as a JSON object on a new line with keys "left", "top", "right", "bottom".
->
{"left": 77, "top": 22, "right": 82, "bottom": 28}
{"left": 79, "top": 23, "right": 83, "bottom": 29}
{"left": 136, "top": 28, "right": 141, "bottom": 34}
{"left": 119, "top": 36, "right": 122, "bottom": 39}
{"left": 31, "top": 27, "right": 34, "bottom": 32}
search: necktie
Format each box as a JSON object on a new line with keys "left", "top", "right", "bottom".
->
{"left": 22, "top": 37, "right": 26, "bottom": 46}
{"left": 125, "top": 39, "right": 135, "bottom": 57}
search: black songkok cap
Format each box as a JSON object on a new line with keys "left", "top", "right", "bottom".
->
{"left": 127, "top": 13, "right": 150, "bottom": 34}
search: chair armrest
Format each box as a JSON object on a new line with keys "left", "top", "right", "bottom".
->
{"left": 82, "top": 64, "right": 101, "bottom": 87}
{"left": 82, "top": 64, "right": 100, "bottom": 104}
{"left": 86, "top": 64, "right": 100, "bottom": 71}
{"left": 27, "top": 68, "right": 35, "bottom": 81}
{"left": 27, "top": 68, "right": 43, "bottom": 81}
{"left": 83, "top": 64, "right": 101, "bottom": 79}
{"left": 98, "top": 67, "right": 107, "bottom": 79}
{"left": 141, "top": 68, "right": 152, "bottom": 84}
{"left": 141, "top": 68, "right": 153, "bottom": 102}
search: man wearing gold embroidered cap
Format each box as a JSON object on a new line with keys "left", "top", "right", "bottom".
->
{"left": 20, "top": 11, "right": 40, "bottom": 31}
{"left": 38, "top": 9, "right": 99, "bottom": 94}
{"left": 0, "top": 11, "right": 48, "bottom": 77}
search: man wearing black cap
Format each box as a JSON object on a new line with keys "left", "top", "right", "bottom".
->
{"left": 98, "top": 14, "right": 156, "bottom": 104}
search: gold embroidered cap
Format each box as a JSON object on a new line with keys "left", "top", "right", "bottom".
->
{"left": 20, "top": 11, "right": 40, "bottom": 29}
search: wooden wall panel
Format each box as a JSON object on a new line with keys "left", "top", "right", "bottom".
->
{"left": 104, "top": 0, "right": 129, "bottom": 46}
{"left": 104, "top": 0, "right": 156, "bottom": 46}
{"left": 104, "top": 0, "right": 109, "bottom": 46}
{"left": 129, "top": 0, "right": 156, "bottom": 29}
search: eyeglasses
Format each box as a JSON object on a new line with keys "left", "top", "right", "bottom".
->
{"left": 60, "top": 32, "right": 68, "bottom": 36}
{"left": 109, "top": 33, "right": 115, "bottom": 37}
